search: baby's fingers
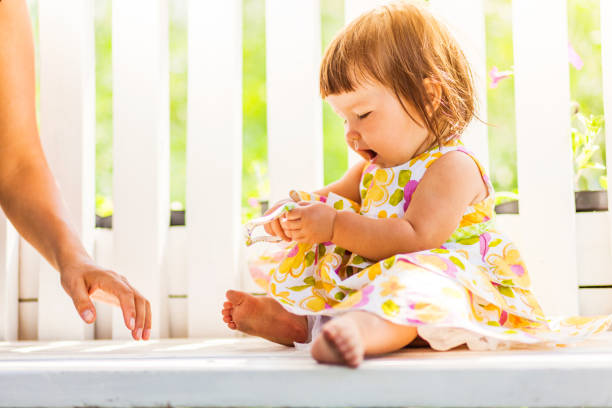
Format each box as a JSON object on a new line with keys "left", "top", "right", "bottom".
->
{"left": 280, "top": 218, "right": 301, "bottom": 231}
{"left": 264, "top": 221, "right": 273, "bottom": 236}
{"left": 271, "top": 218, "right": 291, "bottom": 242}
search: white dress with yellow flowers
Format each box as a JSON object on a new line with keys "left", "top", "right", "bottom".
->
{"left": 247, "top": 139, "right": 612, "bottom": 351}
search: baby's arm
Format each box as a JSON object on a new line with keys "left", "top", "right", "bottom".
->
{"left": 331, "top": 151, "right": 487, "bottom": 261}
{"left": 312, "top": 159, "right": 366, "bottom": 203}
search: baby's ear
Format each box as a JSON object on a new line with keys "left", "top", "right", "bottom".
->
{"left": 423, "top": 78, "right": 442, "bottom": 117}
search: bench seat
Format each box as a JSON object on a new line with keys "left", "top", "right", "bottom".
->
{"left": 2, "top": 333, "right": 612, "bottom": 407}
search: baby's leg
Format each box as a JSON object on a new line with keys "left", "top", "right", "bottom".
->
{"left": 310, "top": 311, "right": 419, "bottom": 368}
{"left": 222, "top": 290, "right": 308, "bottom": 346}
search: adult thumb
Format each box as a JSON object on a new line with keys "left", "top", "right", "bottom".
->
{"left": 70, "top": 279, "right": 96, "bottom": 324}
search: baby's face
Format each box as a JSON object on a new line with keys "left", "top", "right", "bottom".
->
{"left": 325, "top": 82, "right": 432, "bottom": 168}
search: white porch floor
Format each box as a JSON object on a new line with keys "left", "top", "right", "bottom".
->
{"left": 2, "top": 333, "right": 612, "bottom": 407}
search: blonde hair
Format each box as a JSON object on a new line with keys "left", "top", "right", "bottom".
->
{"left": 320, "top": 0, "right": 477, "bottom": 149}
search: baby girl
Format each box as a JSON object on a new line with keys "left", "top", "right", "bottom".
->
{"left": 222, "top": 0, "right": 612, "bottom": 368}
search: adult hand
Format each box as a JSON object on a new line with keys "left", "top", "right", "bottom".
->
{"left": 60, "top": 260, "right": 151, "bottom": 341}
{"left": 0, "top": 0, "right": 152, "bottom": 341}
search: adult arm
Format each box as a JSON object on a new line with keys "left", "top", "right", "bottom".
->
{"left": 0, "top": 0, "right": 150, "bottom": 340}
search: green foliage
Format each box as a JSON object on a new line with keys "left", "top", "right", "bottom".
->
{"left": 241, "top": 0, "right": 268, "bottom": 224}
{"left": 485, "top": 0, "right": 517, "bottom": 194}
{"left": 94, "top": 0, "right": 113, "bottom": 207}
{"left": 571, "top": 108, "right": 606, "bottom": 190}
{"left": 488, "top": 0, "right": 606, "bottom": 202}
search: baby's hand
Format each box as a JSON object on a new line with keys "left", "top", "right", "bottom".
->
{"left": 263, "top": 198, "right": 293, "bottom": 242}
{"left": 280, "top": 201, "right": 337, "bottom": 245}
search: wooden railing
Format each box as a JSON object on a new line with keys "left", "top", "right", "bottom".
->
{"left": 1, "top": 0, "right": 611, "bottom": 342}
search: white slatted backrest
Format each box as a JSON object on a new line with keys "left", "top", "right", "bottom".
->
{"left": 512, "top": 0, "right": 578, "bottom": 315}
{"left": 186, "top": 0, "right": 242, "bottom": 337}
{"left": 37, "top": 0, "right": 95, "bottom": 340}
{"left": 112, "top": 0, "right": 170, "bottom": 339}
{"left": 18, "top": 239, "right": 39, "bottom": 340}
{"left": 0, "top": 217, "right": 18, "bottom": 341}
{"left": 343, "top": 0, "right": 387, "bottom": 168}
{"left": 344, "top": 0, "right": 386, "bottom": 23}
{"left": 266, "top": 0, "right": 323, "bottom": 203}
{"left": 429, "top": 0, "right": 489, "bottom": 173}
{"left": 603, "top": 0, "right": 612, "bottom": 270}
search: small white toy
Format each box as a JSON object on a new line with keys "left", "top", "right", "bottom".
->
{"left": 244, "top": 190, "right": 301, "bottom": 246}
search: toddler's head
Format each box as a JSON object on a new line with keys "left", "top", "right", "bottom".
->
{"left": 320, "top": 1, "right": 476, "bottom": 157}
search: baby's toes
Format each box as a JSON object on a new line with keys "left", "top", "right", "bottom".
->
{"left": 335, "top": 337, "right": 353, "bottom": 355}
{"left": 323, "top": 324, "right": 341, "bottom": 343}
{"left": 344, "top": 352, "right": 362, "bottom": 368}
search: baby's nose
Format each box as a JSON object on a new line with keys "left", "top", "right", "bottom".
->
{"left": 345, "top": 128, "right": 360, "bottom": 148}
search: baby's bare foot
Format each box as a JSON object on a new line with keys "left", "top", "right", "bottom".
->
{"left": 310, "top": 315, "right": 364, "bottom": 368}
{"left": 222, "top": 289, "right": 308, "bottom": 346}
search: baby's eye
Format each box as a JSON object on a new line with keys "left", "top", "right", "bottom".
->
{"left": 358, "top": 112, "right": 371, "bottom": 119}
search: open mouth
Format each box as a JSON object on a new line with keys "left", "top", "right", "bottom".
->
{"left": 363, "top": 149, "right": 378, "bottom": 161}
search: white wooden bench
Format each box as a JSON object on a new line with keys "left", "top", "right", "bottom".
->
{"left": 2, "top": 333, "right": 612, "bottom": 407}
{"left": 1, "top": 0, "right": 612, "bottom": 406}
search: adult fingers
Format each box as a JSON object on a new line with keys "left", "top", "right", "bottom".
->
{"left": 131, "top": 292, "right": 147, "bottom": 340}
{"left": 143, "top": 297, "right": 152, "bottom": 340}
{"left": 64, "top": 277, "right": 96, "bottom": 324}
{"left": 120, "top": 279, "right": 151, "bottom": 341}
{"left": 98, "top": 275, "right": 136, "bottom": 331}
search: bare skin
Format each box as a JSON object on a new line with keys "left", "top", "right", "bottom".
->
{"left": 222, "top": 290, "right": 425, "bottom": 367}
{"left": 234, "top": 52, "right": 486, "bottom": 367}
{"left": 0, "top": 0, "right": 151, "bottom": 339}
{"left": 222, "top": 290, "right": 308, "bottom": 346}
{"left": 310, "top": 311, "right": 419, "bottom": 368}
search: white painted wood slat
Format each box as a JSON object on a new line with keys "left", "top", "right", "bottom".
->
{"left": 186, "top": 0, "right": 242, "bottom": 337}
{"left": 92, "top": 229, "right": 114, "bottom": 340}
{"left": 37, "top": 0, "right": 96, "bottom": 340}
{"left": 429, "top": 0, "right": 489, "bottom": 173}
{"left": 344, "top": 0, "right": 386, "bottom": 24}
{"left": 112, "top": 0, "right": 170, "bottom": 339}
{"left": 579, "top": 288, "right": 612, "bottom": 317}
{"left": 512, "top": 0, "right": 578, "bottom": 315}
{"left": 266, "top": 0, "right": 323, "bottom": 203}
{"left": 165, "top": 227, "right": 187, "bottom": 338}
{"left": 575, "top": 213, "right": 612, "bottom": 286}
{"left": 18, "top": 239, "right": 39, "bottom": 340}
{"left": 0, "top": 217, "right": 19, "bottom": 341}
{"left": 603, "top": 0, "right": 612, "bottom": 278}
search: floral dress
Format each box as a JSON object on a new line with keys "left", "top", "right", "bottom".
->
{"left": 247, "top": 139, "right": 612, "bottom": 351}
